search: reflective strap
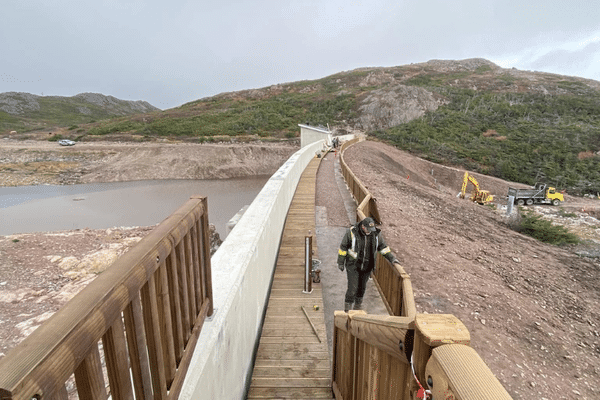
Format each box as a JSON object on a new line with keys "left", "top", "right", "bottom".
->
{"left": 348, "top": 230, "right": 358, "bottom": 259}
{"left": 338, "top": 249, "right": 347, "bottom": 256}
{"left": 380, "top": 246, "right": 391, "bottom": 255}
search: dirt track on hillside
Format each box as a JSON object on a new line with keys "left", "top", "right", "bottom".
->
{"left": 341, "top": 140, "right": 600, "bottom": 400}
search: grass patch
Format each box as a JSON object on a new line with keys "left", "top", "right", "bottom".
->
{"left": 516, "top": 209, "right": 579, "bottom": 245}
{"left": 557, "top": 208, "right": 578, "bottom": 218}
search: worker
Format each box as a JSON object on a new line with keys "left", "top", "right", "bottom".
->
{"left": 332, "top": 136, "right": 339, "bottom": 149}
{"left": 337, "top": 217, "right": 399, "bottom": 312}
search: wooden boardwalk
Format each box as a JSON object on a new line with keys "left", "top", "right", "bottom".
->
{"left": 247, "top": 157, "right": 333, "bottom": 399}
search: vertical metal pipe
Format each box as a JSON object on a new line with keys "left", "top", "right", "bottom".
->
{"left": 303, "top": 235, "right": 312, "bottom": 293}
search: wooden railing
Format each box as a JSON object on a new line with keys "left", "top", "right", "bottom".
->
{"left": 373, "top": 253, "right": 416, "bottom": 318}
{"left": 332, "top": 312, "right": 414, "bottom": 399}
{"left": 339, "top": 137, "right": 407, "bottom": 317}
{"left": 334, "top": 139, "right": 512, "bottom": 399}
{"left": 332, "top": 312, "right": 512, "bottom": 400}
{"left": 0, "top": 196, "right": 213, "bottom": 400}
{"left": 339, "top": 137, "right": 381, "bottom": 224}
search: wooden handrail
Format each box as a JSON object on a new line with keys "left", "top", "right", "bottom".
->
{"left": 372, "top": 253, "right": 417, "bottom": 318}
{"left": 426, "top": 344, "right": 512, "bottom": 400}
{"left": 339, "top": 138, "right": 381, "bottom": 224}
{"left": 333, "top": 311, "right": 413, "bottom": 362}
{"left": 0, "top": 196, "right": 213, "bottom": 400}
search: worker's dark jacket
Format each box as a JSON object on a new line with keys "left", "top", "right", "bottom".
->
{"left": 337, "top": 223, "right": 395, "bottom": 273}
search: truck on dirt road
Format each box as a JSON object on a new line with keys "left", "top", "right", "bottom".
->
{"left": 508, "top": 183, "right": 564, "bottom": 206}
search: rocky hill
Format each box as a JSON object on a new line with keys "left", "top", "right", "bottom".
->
{"left": 3, "top": 58, "right": 600, "bottom": 194}
{"left": 0, "top": 92, "right": 159, "bottom": 133}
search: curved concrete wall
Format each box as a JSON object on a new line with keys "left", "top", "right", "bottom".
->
{"left": 180, "top": 139, "right": 326, "bottom": 400}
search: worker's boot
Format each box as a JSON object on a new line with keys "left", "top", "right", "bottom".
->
{"left": 344, "top": 302, "right": 353, "bottom": 312}
{"left": 353, "top": 297, "right": 363, "bottom": 310}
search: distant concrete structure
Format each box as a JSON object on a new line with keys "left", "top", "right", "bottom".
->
{"left": 298, "top": 123, "right": 331, "bottom": 148}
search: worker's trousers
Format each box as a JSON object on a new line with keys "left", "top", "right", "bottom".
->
{"left": 344, "top": 263, "right": 371, "bottom": 303}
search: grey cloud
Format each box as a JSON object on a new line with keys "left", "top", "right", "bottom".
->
{"left": 528, "top": 40, "right": 600, "bottom": 73}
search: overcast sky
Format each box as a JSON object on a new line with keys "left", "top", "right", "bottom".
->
{"left": 2, "top": 0, "right": 599, "bottom": 110}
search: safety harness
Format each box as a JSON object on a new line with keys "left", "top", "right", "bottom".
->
{"left": 339, "top": 226, "right": 392, "bottom": 260}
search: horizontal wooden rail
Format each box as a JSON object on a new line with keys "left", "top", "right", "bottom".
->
{"left": 426, "top": 344, "right": 512, "bottom": 400}
{"left": 0, "top": 196, "right": 213, "bottom": 400}
{"left": 339, "top": 137, "right": 381, "bottom": 224}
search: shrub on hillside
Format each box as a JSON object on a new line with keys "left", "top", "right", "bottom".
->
{"left": 515, "top": 209, "right": 579, "bottom": 245}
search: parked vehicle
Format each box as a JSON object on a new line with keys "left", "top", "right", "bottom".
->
{"left": 58, "top": 139, "right": 76, "bottom": 146}
{"left": 508, "top": 183, "right": 564, "bottom": 206}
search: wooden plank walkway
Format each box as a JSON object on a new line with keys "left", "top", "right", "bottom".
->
{"left": 247, "top": 157, "right": 334, "bottom": 399}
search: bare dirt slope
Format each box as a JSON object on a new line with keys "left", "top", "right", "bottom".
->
{"left": 343, "top": 140, "right": 600, "bottom": 400}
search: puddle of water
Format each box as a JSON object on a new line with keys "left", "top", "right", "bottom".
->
{"left": 0, "top": 178, "right": 269, "bottom": 238}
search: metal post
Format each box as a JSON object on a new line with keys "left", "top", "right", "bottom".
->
{"left": 507, "top": 195, "right": 515, "bottom": 215}
{"left": 303, "top": 235, "right": 312, "bottom": 293}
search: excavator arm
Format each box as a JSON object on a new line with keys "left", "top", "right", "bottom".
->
{"left": 460, "top": 171, "right": 469, "bottom": 199}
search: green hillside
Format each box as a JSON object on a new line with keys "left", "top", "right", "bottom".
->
{"left": 5, "top": 59, "right": 600, "bottom": 194}
{"left": 374, "top": 84, "right": 600, "bottom": 195}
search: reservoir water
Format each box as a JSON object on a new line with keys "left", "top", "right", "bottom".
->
{"left": 0, "top": 177, "right": 270, "bottom": 238}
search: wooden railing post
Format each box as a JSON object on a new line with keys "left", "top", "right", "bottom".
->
{"left": 412, "top": 314, "right": 470, "bottom": 397}
{"left": 74, "top": 344, "right": 107, "bottom": 400}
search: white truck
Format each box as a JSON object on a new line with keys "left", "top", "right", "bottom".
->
{"left": 507, "top": 183, "right": 564, "bottom": 206}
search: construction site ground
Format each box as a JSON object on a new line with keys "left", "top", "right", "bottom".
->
{"left": 1, "top": 138, "right": 599, "bottom": 399}
{"left": 327, "top": 140, "right": 600, "bottom": 400}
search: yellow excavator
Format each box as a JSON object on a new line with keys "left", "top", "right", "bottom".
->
{"left": 460, "top": 171, "right": 494, "bottom": 205}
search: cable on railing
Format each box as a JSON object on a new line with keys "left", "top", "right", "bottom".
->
{"left": 411, "top": 352, "right": 432, "bottom": 400}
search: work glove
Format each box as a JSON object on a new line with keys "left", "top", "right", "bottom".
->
{"left": 338, "top": 263, "right": 345, "bottom": 272}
